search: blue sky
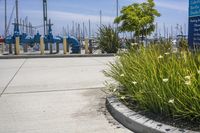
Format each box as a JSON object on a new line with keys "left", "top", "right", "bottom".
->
{"left": 0, "top": 0, "right": 188, "bottom": 36}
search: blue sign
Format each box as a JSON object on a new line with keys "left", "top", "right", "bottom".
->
{"left": 189, "top": 0, "right": 200, "bottom": 48}
{"left": 189, "top": 0, "right": 200, "bottom": 17}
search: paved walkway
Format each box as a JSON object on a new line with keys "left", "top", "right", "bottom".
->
{"left": 0, "top": 57, "right": 132, "bottom": 133}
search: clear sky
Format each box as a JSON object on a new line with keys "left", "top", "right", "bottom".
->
{"left": 0, "top": 0, "right": 188, "bottom": 37}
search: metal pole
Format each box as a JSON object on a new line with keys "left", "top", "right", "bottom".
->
{"left": 67, "top": 24, "right": 69, "bottom": 35}
{"left": 116, "top": 0, "right": 119, "bottom": 17}
{"left": 116, "top": 0, "right": 119, "bottom": 29}
{"left": 3, "top": 0, "right": 7, "bottom": 54}
{"left": 83, "top": 22, "right": 85, "bottom": 40}
{"left": 167, "top": 27, "right": 169, "bottom": 40}
{"left": 56, "top": 43, "right": 59, "bottom": 53}
{"left": 22, "top": 20, "right": 25, "bottom": 33}
{"left": 156, "top": 22, "right": 158, "bottom": 39}
{"left": 43, "top": 1, "right": 46, "bottom": 35}
{"left": 16, "top": 0, "right": 19, "bottom": 27}
{"left": 171, "top": 25, "right": 173, "bottom": 39}
{"left": 100, "top": 10, "right": 102, "bottom": 28}
{"left": 72, "top": 21, "right": 74, "bottom": 36}
{"left": 75, "top": 23, "right": 78, "bottom": 38}
{"left": 5, "top": 0, "right": 7, "bottom": 38}
{"left": 89, "top": 19, "right": 91, "bottom": 39}
{"left": 25, "top": 17, "right": 28, "bottom": 33}
{"left": 43, "top": 0, "right": 48, "bottom": 50}
{"left": 28, "top": 22, "right": 30, "bottom": 34}
{"left": 78, "top": 23, "right": 80, "bottom": 40}
{"left": 163, "top": 23, "right": 166, "bottom": 38}
{"left": 20, "top": 18, "right": 22, "bottom": 32}
{"left": 184, "top": 23, "right": 186, "bottom": 35}
{"left": 43, "top": 0, "right": 47, "bottom": 35}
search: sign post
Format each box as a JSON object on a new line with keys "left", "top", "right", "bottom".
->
{"left": 188, "top": 0, "right": 200, "bottom": 50}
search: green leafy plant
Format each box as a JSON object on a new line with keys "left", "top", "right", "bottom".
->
{"left": 97, "top": 25, "right": 120, "bottom": 53}
{"left": 105, "top": 44, "right": 200, "bottom": 123}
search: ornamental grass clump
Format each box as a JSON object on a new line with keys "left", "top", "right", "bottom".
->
{"left": 105, "top": 44, "right": 200, "bottom": 123}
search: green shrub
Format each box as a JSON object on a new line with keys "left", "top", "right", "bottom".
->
{"left": 105, "top": 44, "right": 200, "bottom": 122}
{"left": 179, "top": 38, "right": 188, "bottom": 51}
{"left": 97, "top": 25, "right": 120, "bottom": 53}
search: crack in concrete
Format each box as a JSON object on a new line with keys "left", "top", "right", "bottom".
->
{"left": 0, "top": 59, "right": 27, "bottom": 97}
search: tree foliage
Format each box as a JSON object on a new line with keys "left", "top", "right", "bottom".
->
{"left": 97, "top": 25, "right": 120, "bottom": 53}
{"left": 114, "top": 0, "right": 160, "bottom": 40}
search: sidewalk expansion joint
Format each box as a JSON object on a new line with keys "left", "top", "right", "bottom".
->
{"left": 3, "top": 87, "right": 104, "bottom": 95}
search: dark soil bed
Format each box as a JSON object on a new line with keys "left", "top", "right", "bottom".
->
{"left": 120, "top": 97, "right": 200, "bottom": 132}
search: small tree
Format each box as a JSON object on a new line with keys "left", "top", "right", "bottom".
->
{"left": 114, "top": 0, "right": 160, "bottom": 42}
{"left": 97, "top": 25, "right": 120, "bottom": 53}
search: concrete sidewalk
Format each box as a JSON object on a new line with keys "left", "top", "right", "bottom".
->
{"left": 0, "top": 57, "right": 132, "bottom": 133}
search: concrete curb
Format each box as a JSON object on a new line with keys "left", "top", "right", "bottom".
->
{"left": 0, "top": 54, "right": 115, "bottom": 59}
{"left": 106, "top": 96, "right": 199, "bottom": 133}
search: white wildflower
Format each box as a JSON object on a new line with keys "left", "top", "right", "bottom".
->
{"left": 163, "top": 78, "right": 169, "bottom": 82}
{"left": 121, "top": 96, "right": 126, "bottom": 100}
{"left": 157, "top": 94, "right": 162, "bottom": 99}
{"left": 164, "top": 52, "right": 170, "bottom": 55}
{"left": 132, "top": 81, "right": 137, "bottom": 85}
{"left": 158, "top": 55, "right": 163, "bottom": 59}
{"left": 184, "top": 76, "right": 191, "bottom": 80}
{"left": 185, "top": 80, "right": 191, "bottom": 86}
{"left": 131, "top": 43, "right": 138, "bottom": 46}
{"left": 113, "top": 88, "right": 117, "bottom": 92}
{"left": 120, "top": 74, "right": 125, "bottom": 77}
{"left": 172, "top": 48, "right": 178, "bottom": 53}
{"left": 168, "top": 99, "right": 174, "bottom": 104}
